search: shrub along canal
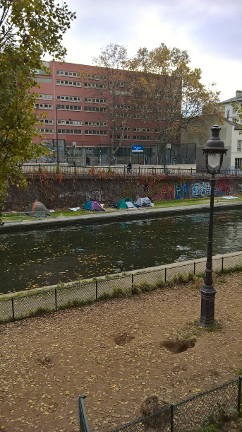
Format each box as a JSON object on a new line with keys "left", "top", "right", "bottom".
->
{"left": 0, "top": 208, "right": 242, "bottom": 294}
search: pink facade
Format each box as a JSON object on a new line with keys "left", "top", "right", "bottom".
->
{"left": 32, "top": 61, "right": 180, "bottom": 164}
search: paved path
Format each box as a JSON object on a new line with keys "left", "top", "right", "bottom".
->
{"left": 1, "top": 200, "right": 242, "bottom": 232}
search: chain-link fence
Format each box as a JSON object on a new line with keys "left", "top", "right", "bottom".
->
{"left": 106, "top": 377, "right": 241, "bottom": 432}
{"left": 0, "top": 251, "right": 242, "bottom": 323}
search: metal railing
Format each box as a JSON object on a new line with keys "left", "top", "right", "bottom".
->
{"left": 77, "top": 377, "right": 242, "bottom": 432}
{"left": 1, "top": 251, "right": 241, "bottom": 324}
{"left": 108, "top": 377, "right": 241, "bottom": 432}
{"left": 21, "top": 163, "right": 242, "bottom": 177}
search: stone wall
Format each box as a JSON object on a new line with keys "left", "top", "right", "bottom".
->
{"left": 3, "top": 173, "right": 242, "bottom": 211}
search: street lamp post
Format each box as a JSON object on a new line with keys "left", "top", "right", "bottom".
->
{"left": 200, "top": 125, "right": 227, "bottom": 327}
{"left": 163, "top": 143, "right": 171, "bottom": 174}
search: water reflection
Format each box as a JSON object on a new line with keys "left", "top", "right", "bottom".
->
{"left": 0, "top": 209, "right": 242, "bottom": 294}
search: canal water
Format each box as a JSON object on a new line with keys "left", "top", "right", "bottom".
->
{"left": 0, "top": 209, "right": 242, "bottom": 294}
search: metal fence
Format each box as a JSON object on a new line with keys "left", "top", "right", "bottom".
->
{"left": 0, "top": 251, "right": 241, "bottom": 324}
{"left": 78, "top": 377, "right": 242, "bottom": 432}
{"left": 105, "top": 377, "right": 241, "bottom": 432}
{"left": 21, "top": 163, "right": 242, "bottom": 178}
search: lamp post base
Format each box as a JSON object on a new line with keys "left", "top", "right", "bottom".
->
{"left": 200, "top": 284, "right": 216, "bottom": 327}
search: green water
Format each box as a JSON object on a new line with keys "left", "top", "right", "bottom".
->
{"left": 0, "top": 209, "right": 241, "bottom": 294}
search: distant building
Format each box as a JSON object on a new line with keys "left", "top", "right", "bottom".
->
{"left": 220, "top": 91, "right": 242, "bottom": 170}
{"left": 191, "top": 90, "right": 242, "bottom": 171}
{"left": 32, "top": 60, "right": 182, "bottom": 165}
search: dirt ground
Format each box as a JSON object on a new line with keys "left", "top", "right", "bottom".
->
{"left": 1, "top": 271, "right": 242, "bottom": 432}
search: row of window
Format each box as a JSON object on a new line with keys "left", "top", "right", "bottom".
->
{"left": 56, "top": 70, "right": 79, "bottom": 77}
{"left": 39, "top": 129, "right": 107, "bottom": 135}
{"left": 85, "top": 97, "right": 106, "bottom": 103}
{"left": 58, "top": 120, "right": 82, "bottom": 126}
{"left": 57, "top": 95, "right": 81, "bottom": 102}
{"left": 57, "top": 105, "right": 82, "bottom": 111}
{"left": 56, "top": 80, "right": 81, "bottom": 87}
{"left": 35, "top": 104, "right": 82, "bottom": 110}
{"left": 38, "top": 128, "right": 159, "bottom": 140}
{"left": 39, "top": 118, "right": 160, "bottom": 132}
{"left": 37, "top": 95, "right": 134, "bottom": 104}
{"left": 38, "top": 68, "right": 130, "bottom": 87}
{"left": 84, "top": 106, "right": 106, "bottom": 112}
{"left": 84, "top": 82, "right": 105, "bottom": 89}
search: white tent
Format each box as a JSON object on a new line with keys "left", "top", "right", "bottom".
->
{"left": 135, "top": 197, "right": 153, "bottom": 207}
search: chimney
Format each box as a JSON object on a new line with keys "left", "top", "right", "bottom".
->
{"left": 236, "top": 90, "right": 242, "bottom": 97}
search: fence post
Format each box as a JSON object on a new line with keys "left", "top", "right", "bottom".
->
{"left": 222, "top": 256, "right": 224, "bottom": 273}
{"left": 194, "top": 261, "right": 196, "bottom": 275}
{"left": 95, "top": 280, "right": 98, "bottom": 301}
{"left": 165, "top": 267, "right": 167, "bottom": 283}
{"left": 238, "top": 376, "right": 242, "bottom": 414}
{"left": 78, "top": 395, "right": 90, "bottom": 432}
{"left": 170, "top": 404, "right": 174, "bottom": 432}
{"left": 131, "top": 273, "right": 134, "bottom": 289}
{"left": 55, "top": 288, "right": 58, "bottom": 311}
{"left": 11, "top": 297, "right": 15, "bottom": 321}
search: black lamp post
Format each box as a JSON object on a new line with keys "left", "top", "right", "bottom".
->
{"left": 200, "top": 125, "right": 227, "bottom": 326}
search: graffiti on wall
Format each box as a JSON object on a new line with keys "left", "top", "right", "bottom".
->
{"left": 153, "top": 179, "right": 233, "bottom": 201}
{"left": 153, "top": 182, "right": 174, "bottom": 200}
{"left": 191, "top": 182, "right": 211, "bottom": 198}
{"left": 175, "top": 183, "right": 190, "bottom": 200}
{"left": 216, "top": 178, "right": 232, "bottom": 196}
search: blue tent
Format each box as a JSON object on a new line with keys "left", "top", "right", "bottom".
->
{"left": 83, "top": 200, "right": 104, "bottom": 211}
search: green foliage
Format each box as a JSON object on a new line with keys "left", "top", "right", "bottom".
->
{"left": 94, "top": 42, "right": 223, "bottom": 162}
{"left": 0, "top": 0, "right": 76, "bottom": 206}
{"left": 127, "top": 43, "right": 224, "bottom": 152}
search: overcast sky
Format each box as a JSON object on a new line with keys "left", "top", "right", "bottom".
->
{"left": 59, "top": 0, "right": 242, "bottom": 102}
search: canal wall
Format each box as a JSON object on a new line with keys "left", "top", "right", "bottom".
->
{"left": 3, "top": 173, "right": 242, "bottom": 211}
{"left": 0, "top": 251, "right": 241, "bottom": 323}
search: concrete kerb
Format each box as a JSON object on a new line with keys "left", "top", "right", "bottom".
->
{"left": 1, "top": 201, "right": 242, "bottom": 233}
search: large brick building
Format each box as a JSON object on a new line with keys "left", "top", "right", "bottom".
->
{"left": 33, "top": 60, "right": 182, "bottom": 165}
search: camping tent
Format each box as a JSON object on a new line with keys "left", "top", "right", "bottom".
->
{"left": 32, "top": 200, "right": 51, "bottom": 217}
{"left": 114, "top": 197, "right": 138, "bottom": 210}
{"left": 135, "top": 197, "right": 153, "bottom": 207}
{"left": 83, "top": 200, "right": 105, "bottom": 211}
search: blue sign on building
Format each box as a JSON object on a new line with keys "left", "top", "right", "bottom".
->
{"left": 132, "top": 144, "right": 144, "bottom": 153}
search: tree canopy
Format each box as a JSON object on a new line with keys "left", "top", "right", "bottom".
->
{"left": 94, "top": 43, "right": 224, "bottom": 161}
{"left": 0, "top": 0, "right": 76, "bottom": 205}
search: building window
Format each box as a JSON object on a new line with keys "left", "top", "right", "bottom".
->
{"left": 84, "top": 82, "right": 105, "bottom": 89}
{"left": 56, "top": 70, "right": 80, "bottom": 77}
{"left": 112, "top": 134, "right": 130, "bottom": 140}
{"left": 82, "top": 73, "right": 106, "bottom": 80}
{"left": 34, "top": 103, "right": 52, "bottom": 109}
{"left": 56, "top": 104, "right": 82, "bottom": 111}
{"left": 57, "top": 95, "right": 81, "bottom": 102}
{"left": 133, "top": 127, "right": 152, "bottom": 132}
{"left": 84, "top": 130, "right": 107, "bottom": 135}
{"left": 237, "top": 140, "right": 242, "bottom": 151}
{"left": 133, "top": 135, "right": 152, "bottom": 140}
{"left": 56, "top": 80, "right": 81, "bottom": 87}
{"left": 38, "top": 128, "right": 54, "bottom": 133}
{"left": 38, "top": 94, "right": 53, "bottom": 100}
{"left": 58, "top": 129, "right": 82, "bottom": 134}
{"left": 39, "top": 119, "right": 53, "bottom": 125}
{"left": 235, "top": 158, "right": 242, "bottom": 169}
{"left": 84, "top": 97, "right": 106, "bottom": 103}
{"left": 84, "top": 121, "right": 107, "bottom": 127}
{"left": 84, "top": 106, "right": 106, "bottom": 112}
{"left": 57, "top": 120, "right": 82, "bottom": 126}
